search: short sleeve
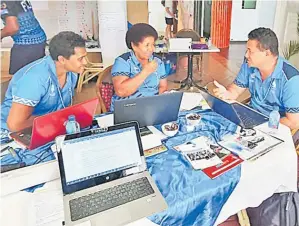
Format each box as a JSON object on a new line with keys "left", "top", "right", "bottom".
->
{"left": 282, "top": 76, "right": 299, "bottom": 113}
{"left": 158, "top": 60, "right": 167, "bottom": 79}
{"left": 233, "top": 60, "right": 250, "bottom": 88}
{"left": 11, "top": 72, "right": 46, "bottom": 107}
{"left": 111, "top": 57, "right": 131, "bottom": 78}
{"left": 1, "top": 1, "right": 19, "bottom": 20}
{"left": 165, "top": 0, "right": 172, "bottom": 8}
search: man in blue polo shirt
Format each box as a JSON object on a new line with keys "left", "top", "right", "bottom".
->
{"left": 213, "top": 27, "right": 299, "bottom": 130}
{"left": 1, "top": 31, "right": 87, "bottom": 132}
{"left": 1, "top": 0, "right": 46, "bottom": 74}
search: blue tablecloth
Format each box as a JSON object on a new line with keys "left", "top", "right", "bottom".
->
{"left": 147, "top": 109, "right": 240, "bottom": 226}
{"left": 0, "top": 109, "right": 240, "bottom": 226}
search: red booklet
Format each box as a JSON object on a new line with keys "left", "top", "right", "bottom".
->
{"left": 203, "top": 154, "right": 243, "bottom": 179}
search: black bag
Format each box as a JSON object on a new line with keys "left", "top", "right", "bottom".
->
{"left": 247, "top": 192, "right": 299, "bottom": 226}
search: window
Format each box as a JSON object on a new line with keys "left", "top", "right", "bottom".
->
{"left": 242, "top": 0, "right": 257, "bottom": 9}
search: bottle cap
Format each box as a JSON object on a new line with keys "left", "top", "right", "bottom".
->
{"left": 68, "top": 115, "right": 76, "bottom": 121}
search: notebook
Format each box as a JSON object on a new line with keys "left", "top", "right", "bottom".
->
{"left": 56, "top": 121, "right": 167, "bottom": 226}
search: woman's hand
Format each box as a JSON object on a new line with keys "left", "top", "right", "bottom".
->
{"left": 143, "top": 60, "right": 158, "bottom": 75}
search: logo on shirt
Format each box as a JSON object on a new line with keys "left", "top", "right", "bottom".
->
{"left": 20, "top": 0, "right": 32, "bottom": 12}
{"left": 49, "top": 84, "right": 56, "bottom": 97}
{"left": 270, "top": 80, "right": 276, "bottom": 91}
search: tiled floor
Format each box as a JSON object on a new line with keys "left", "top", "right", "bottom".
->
{"left": 74, "top": 42, "right": 249, "bottom": 114}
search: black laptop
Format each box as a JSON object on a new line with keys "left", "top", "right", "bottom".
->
{"left": 199, "top": 88, "right": 268, "bottom": 128}
{"left": 114, "top": 92, "right": 183, "bottom": 128}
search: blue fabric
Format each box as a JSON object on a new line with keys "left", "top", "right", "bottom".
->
{"left": 1, "top": 56, "right": 78, "bottom": 130}
{"left": 110, "top": 51, "right": 167, "bottom": 111}
{"left": 146, "top": 109, "right": 240, "bottom": 226}
{"left": 1, "top": 128, "right": 55, "bottom": 192}
{"left": 234, "top": 57, "right": 299, "bottom": 117}
{"left": 1, "top": 0, "right": 46, "bottom": 45}
{"left": 1, "top": 109, "right": 241, "bottom": 224}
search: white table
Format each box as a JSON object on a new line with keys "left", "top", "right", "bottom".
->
{"left": 168, "top": 45, "right": 220, "bottom": 90}
{"left": 1, "top": 123, "right": 297, "bottom": 226}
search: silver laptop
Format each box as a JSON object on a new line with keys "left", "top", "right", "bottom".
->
{"left": 114, "top": 92, "right": 183, "bottom": 128}
{"left": 56, "top": 121, "right": 167, "bottom": 226}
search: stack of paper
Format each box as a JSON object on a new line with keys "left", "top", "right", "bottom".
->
{"left": 174, "top": 136, "right": 243, "bottom": 178}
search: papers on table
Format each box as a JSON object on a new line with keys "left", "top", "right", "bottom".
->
{"left": 1, "top": 159, "right": 59, "bottom": 196}
{"left": 96, "top": 114, "right": 114, "bottom": 128}
{"left": 218, "top": 129, "right": 284, "bottom": 160}
{"left": 96, "top": 115, "right": 167, "bottom": 151}
{"left": 174, "top": 137, "right": 222, "bottom": 170}
{"left": 173, "top": 136, "right": 243, "bottom": 177}
{"left": 180, "top": 92, "right": 210, "bottom": 111}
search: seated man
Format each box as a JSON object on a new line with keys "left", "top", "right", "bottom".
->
{"left": 1, "top": 31, "right": 87, "bottom": 132}
{"left": 213, "top": 27, "right": 299, "bottom": 130}
{"left": 110, "top": 23, "right": 167, "bottom": 111}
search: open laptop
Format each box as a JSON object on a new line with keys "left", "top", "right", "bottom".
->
{"left": 56, "top": 121, "right": 167, "bottom": 226}
{"left": 10, "top": 98, "right": 98, "bottom": 150}
{"left": 114, "top": 92, "right": 183, "bottom": 128}
{"left": 198, "top": 87, "right": 268, "bottom": 128}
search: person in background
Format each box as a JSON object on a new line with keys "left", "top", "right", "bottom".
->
{"left": 1, "top": 31, "right": 87, "bottom": 132}
{"left": 164, "top": 0, "right": 175, "bottom": 40}
{"left": 110, "top": 23, "right": 167, "bottom": 111}
{"left": 213, "top": 27, "right": 299, "bottom": 130}
{"left": 1, "top": 0, "right": 46, "bottom": 75}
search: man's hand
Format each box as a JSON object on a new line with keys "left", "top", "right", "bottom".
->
{"left": 213, "top": 81, "right": 230, "bottom": 100}
{"left": 143, "top": 60, "right": 158, "bottom": 76}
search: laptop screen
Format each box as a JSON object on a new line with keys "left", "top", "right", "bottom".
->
{"left": 57, "top": 122, "right": 144, "bottom": 194}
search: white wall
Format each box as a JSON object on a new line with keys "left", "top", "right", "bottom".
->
{"left": 98, "top": 1, "right": 128, "bottom": 66}
{"left": 273, "top": 1, "right": 299, "bottom": 68}
{"left": 230, "top": 0, "right": 277, "bottom": 41}
{"left": 148, "top": 0, "right": 166, "bottom": 34}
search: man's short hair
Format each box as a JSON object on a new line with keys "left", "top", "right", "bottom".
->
{"left": 49, "top": 31, "right": 86, "bottom": 60}
{"left": 125, "top": 23, "right": 158, "bottom": 49}
{"left": 248, "top": 27, "right": 279, "bottom": 56}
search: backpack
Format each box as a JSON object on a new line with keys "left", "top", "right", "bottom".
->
{"left": 161, "top": 0, "right": 165, "bottom": 7}
{"left": 247, "top": 192, "right": 299, "bottom": 226}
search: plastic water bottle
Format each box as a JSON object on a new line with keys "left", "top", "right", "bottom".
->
{"left": 207, "top": 38, "right": 212, "bottom": 48}
{"left": 65, "top": 115, "right": 80, "bottom": 134}
{"left": 165, "top": 60, "right": 171, "bottom": 75}
{"left": 268, "top": 110, "right": 280, "bottom": 131}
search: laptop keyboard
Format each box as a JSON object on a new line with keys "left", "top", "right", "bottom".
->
{"left": 232, "top": 103, "right": 268, "bottom": 128}
{"left": 18, "top": 127, "right": 33, "bottom": 144}
{"left": 69, "top": 177, "right": 155, "bottom": 221}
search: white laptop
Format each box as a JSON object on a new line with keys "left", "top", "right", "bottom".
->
{"left": 56, "top": 121, "right": 167, "bottom": 226}
{"left": 168, "top": 38, "right": 192, "bottom": 51}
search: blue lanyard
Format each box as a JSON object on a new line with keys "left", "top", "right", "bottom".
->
{"left": 47, "top": 67, "right": 72, "bottom": 108}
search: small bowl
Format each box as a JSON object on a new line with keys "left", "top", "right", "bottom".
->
{"left": 162, "top": 122, "right": 179, "bottom": 137}
{"left": 186, "top": 113, "right": 201, "bottom": 126}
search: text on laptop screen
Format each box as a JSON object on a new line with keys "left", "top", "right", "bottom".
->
{"left": 61, "top": 127, "right": 142, "bottom": 185}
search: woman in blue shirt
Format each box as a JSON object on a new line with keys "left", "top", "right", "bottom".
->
{"left": 110, "top": 23, "right": 168, "bottom": 111}
{"left": 1, "top": 31, "right": 87, "bottom": 132}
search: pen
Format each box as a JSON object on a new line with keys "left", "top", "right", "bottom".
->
{"left": 1, "top": 146, "right": 11, "bottom": 153}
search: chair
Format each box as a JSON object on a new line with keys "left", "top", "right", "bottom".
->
{"left": 76, "top": 57, "right": 104, "bottom": 93}
{"left": 95, "top": 65, "right": 113, "bottom": 113}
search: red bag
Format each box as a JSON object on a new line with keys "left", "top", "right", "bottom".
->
{"left": 100, "top": 83, "right": 114, "bottom": 111}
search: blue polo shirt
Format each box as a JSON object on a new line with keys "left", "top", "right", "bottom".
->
{"left": 110, "top": 51, "right": 167, "bottom": 111}
{"left": 234, "top": 57, "right": 299, "bottom": 116}
{"left": 1, "top": 56, "right": 78, "bottom": 130}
